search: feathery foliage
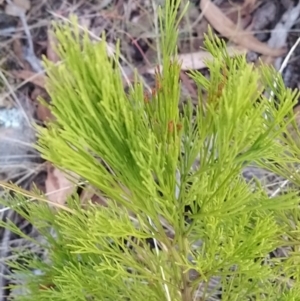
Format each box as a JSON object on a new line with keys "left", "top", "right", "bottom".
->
{"left": 2, "top": 2, "right": 300, "bottom": 300}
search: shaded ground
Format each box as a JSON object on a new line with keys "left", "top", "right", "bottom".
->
{"left": 0, "top": 0, "right": 300, "bottom": 300}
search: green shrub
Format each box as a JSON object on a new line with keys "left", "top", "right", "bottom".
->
{"left": 2, "top": 2, "right": 300, "bottom": 300}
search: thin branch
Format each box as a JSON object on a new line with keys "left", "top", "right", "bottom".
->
{"left": 147, "top": 216, "right": 171, "bottom": 301}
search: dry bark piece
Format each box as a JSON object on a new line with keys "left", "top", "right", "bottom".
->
{"left": 45, "top": 164, "right": 79, "bottom": 206}
{"left": 200, "top": 0, "right": 286, "bottom": 57}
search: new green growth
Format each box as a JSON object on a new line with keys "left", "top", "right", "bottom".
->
{"left": 2, "top": 1, "right": 300, "bottom": 300}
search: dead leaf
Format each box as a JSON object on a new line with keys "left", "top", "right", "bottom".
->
{"left": 241, "top": 0, "right": 257, "bottom": 14}
{"left": 91, "top": 194, "right": 108, "bottom": 206}
{"left": 13, "top": 0, "right": 30, "bottom": 11}
{"left": 36, "top": 41, "right": 48, "bottom": 48}
{"left": 31, "top": 87, "right": 55, "bottom": 122}
{"left": 80, "top": 188, "right": 108, "bottom": 207}
{"left": 37, "top": 103, "right": 54, "bottom": 122}
{"left": 80, "top": 188, "right": 95, "bottom": 204}
{"left": 5, "top": 0, "right": 30, "bottom": 16}
{"left": 180, "top": 71, "right": 197, "bottom": 98}
{"left": 0, "top": 181, "right": 75, "bottom": 213}
{"left": 5, "top": 2, "right": 25, "bottom": 16}
{"left": 45, "top": 164, "right": 79, "bottom": 206}
{"left": 219, "top": 2, "right": 252, "bottom": 30}
{"left": 12, "top": 34, "right": 34, "bottom": 71}
{"left": 146, "top": 46, "right": 247, "bottom": 74}
{"left": 13, "top": 70, "right": 46, "bottom": 88}
{"left": 31, "top": 86, "right": 46, "bottom": 102}
{"left": 257, "top": 55, "right": 276, "bottom": 67}
{"left": 47, "top": 28, "right": 60, "bottom": 63}
{"left": 12, "top": 37, "right": 25, "bottom": 66}
{"left": 200, "top": 0, "right": 286, "bottom": 57}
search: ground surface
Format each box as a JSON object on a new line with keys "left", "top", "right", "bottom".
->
{"left": 1, "top": 0, "right": 300, "bottom": 191}
{"left": 0, "top": 0, "right": 300, "bottom": 300}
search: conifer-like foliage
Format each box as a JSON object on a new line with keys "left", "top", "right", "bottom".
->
{"left": 3, "top": 2, "right": 300, "bottom": 301}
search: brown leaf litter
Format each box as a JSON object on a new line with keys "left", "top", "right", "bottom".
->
{"left": 4, "top": 0, "right": 300, "bottom": 210}
{"left": 45, "top": 163, "right": 79, "bottom": 206}
{"left": 200, "top": 0, "right": 286, "bottom": 57}
{"left": 12, "top": 70, "right": 46, "bottom": 88}
{"left": 146, "top": 46, "right": 248, "bottom": 74}
{"left": 4, "top": 0, "right": 30, "bottom": 17}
